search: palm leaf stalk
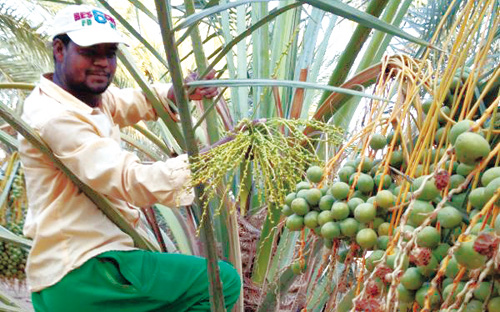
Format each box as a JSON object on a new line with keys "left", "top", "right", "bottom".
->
{"left": 183, "top": 0, "right": 220, "bottom": 146}
{"left": 310, "top": 62, "right": 383, "bottom": 123}
{"left": 0, "top": 83, "right": 34, "bottom": 91}
{"left": 291, "top": 238, "right": 333, "bottom": 311}
{"left": 190, "top": 2, "right": 302, "bottom": 94}
{"left": 263, "top": 0, "right": 300, "bottom": 118}
{"left": 0, "top": 101, "right": 159, "bottom": 251}
{"left": 186, "top": 78, "right": 391, "bottom": 102}
{"left": 0, "top": 155, "right": 20, "bottom": 221}
{"left": 0, "top": 224, "right": 31, "bottom": 249}
{"left": 251, "top": 2, "right": 270, "bottom": 119}
{"left": 153, "top": 0, "right": 226, "bottom": 310}
{"left": 256, "top": 239, "right": 323, "bottom": 312}
{"left": 183, "top": 1, "right": 245, "bottom": 310}
{"left": 257, "top": 267, "right": 295, "bottom": 312}
{"left": 0, "top": 129, "right": 18, "bottom": 151}
{"left": 131, "top": 123, "right": 173, "bottom": 156}
{"left": 235, "top": 0, "right": 249, "bottom": 119}
{"left": 127, "top": 0, "right": 158, "bottom": 22}
{"left": 316, "top": 0, "right": 390, "bottom": 108}
{"left": 317, "top": 0, "right": 413, "bottom": 138}
{"left": 288, "top": 7, "right": 325, "bottom": 119}
{"left": 117, "top": 47, "right": 186, "bottom": 150}
{"left": 96, "top": 0, "right": 169, "bottom": 69}
{"left": 265, "top": 227, "right": 299, "bottom": 281}
{"left": 218, "top": 0, "right": 240, "bottom": 120}
{"left": 356, "top": 0, "right": 410, "bottom": 72}
{"left": 370, "top": 0, "right": 414, "bottom": 64}
{"left": 120, "top": 132, "right": 163, "bottom": 161}
{"left": 154, "top": 204, "right": 195, "bottom": 255}
{"left": 301, "top": 0, "right": 433, "bottom": 48}
{"left": 250, "top": 203, "right": 281, "bottom": 284}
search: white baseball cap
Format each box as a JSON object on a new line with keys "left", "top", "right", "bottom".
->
{"left": 50, "top": 4, "right": 128, "bottom": 47}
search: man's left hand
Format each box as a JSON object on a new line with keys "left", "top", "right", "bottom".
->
{"left": 185, "top": 70, "right": 218, "bottom": 101}
{"left": 167, "top": 69, "right": 219, "bottom": 103}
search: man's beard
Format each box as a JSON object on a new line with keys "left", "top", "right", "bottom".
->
{"left": 70, "top": 77, "right": 112, "bottom": 95}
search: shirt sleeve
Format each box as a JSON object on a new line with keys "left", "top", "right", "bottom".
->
{"left": 39, "top": 111, "right": 194, "bottom": 208}
{"left": 103, "top": 84, "right": 172, "bottom": 127}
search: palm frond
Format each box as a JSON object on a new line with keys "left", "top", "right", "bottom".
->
{"left": 0, "top": 285, "right": 28, "bottom": 312}
{"left": 0, "top": 55, "right": 45, "bottom": 84}
{"left": 301, "top": 0, "right": 432, "bottom": 48}
{"left": 186, "top": 78, "right": 392, "bottom": 103}
{"left": 0, "top": 4, "right": 52, "bottom": 83}
{"left": 406, "top": 0, "right": 464, "bottom": 56}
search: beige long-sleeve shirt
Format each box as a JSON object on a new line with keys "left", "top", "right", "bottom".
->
{"left": 19, "top": 74, "right": 193, "bottom": 292}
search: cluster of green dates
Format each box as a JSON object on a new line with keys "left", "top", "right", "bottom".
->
{"left": 365, "top": 227, "right": 500, "bottom": 312}
{"left": 282, "top": 162, "right": 398, "bottom": 250}
{"left": 0, "top": 223, "right": 27, "bottom": 281}
{"left": 367, "top": 92, "right": 500, "bottom": 310}
{"left": 379, "top": 164, "right": 500, "bottom": 311}
{"left": 385, "top": 93, "right": 500, "bottom": 310}
{"left": 322, "top": 70, "right": 500, "bottom": 311}
{"left": 282, "top": 141, "right": 500, "bottom": 310}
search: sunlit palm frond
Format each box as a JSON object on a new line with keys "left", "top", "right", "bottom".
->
{"left": 0, "top": 3, "right": 52, "bottom": 82}
{"left": 407, "top": 0, "right": 463, "bottom": 37}
{"left": 0, "top": 55, "right": 45, "bottom": 84}
{"left": 405, "top": 0, "right": 480, "bottom": 57}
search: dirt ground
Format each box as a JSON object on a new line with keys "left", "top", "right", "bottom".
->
{"left": 0, "top": 279, "right": 33, "bottom": 311}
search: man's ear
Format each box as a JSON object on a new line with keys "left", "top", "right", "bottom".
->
{"left": 53, "top": 39, "right": 66, "bottom": 63}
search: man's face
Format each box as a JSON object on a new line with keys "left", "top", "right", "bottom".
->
{"left": 56, "top": 40, "right": 118, "bottom": 95}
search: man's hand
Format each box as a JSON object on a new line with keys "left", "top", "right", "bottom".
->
{"left": 167, "top": 69, "right": 218, "bottom": 103}
{"left": 185, "top": 70, "right": 218, "bottom": 101}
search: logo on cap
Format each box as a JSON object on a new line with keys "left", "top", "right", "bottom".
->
{"left": 51, "top": 4, "right": 127, "bottom": 46}
{"left": 73, "top": 10, "right": 117, "bottom": 29}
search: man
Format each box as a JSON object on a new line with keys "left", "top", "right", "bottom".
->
{"left": 19, "top": 4, "right": 240, "bottom": 312}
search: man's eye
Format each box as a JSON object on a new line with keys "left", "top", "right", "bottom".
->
{"left": 80, "top": 50, "right": 96, "bottom": 56}
{"left": 107, "top": 52, "right": 117, "bottom": 58}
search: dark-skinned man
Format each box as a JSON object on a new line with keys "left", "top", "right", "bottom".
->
{"left": 19, "top": 4, "right": 240, "bottom": 312}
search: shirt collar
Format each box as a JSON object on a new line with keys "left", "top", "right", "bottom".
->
{"left": 39, "top": 73, "right": 94, "bottom": 114}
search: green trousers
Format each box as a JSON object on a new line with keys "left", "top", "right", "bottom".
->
{"left": 31, "top": 250, "right": 241, "bottom": 312}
